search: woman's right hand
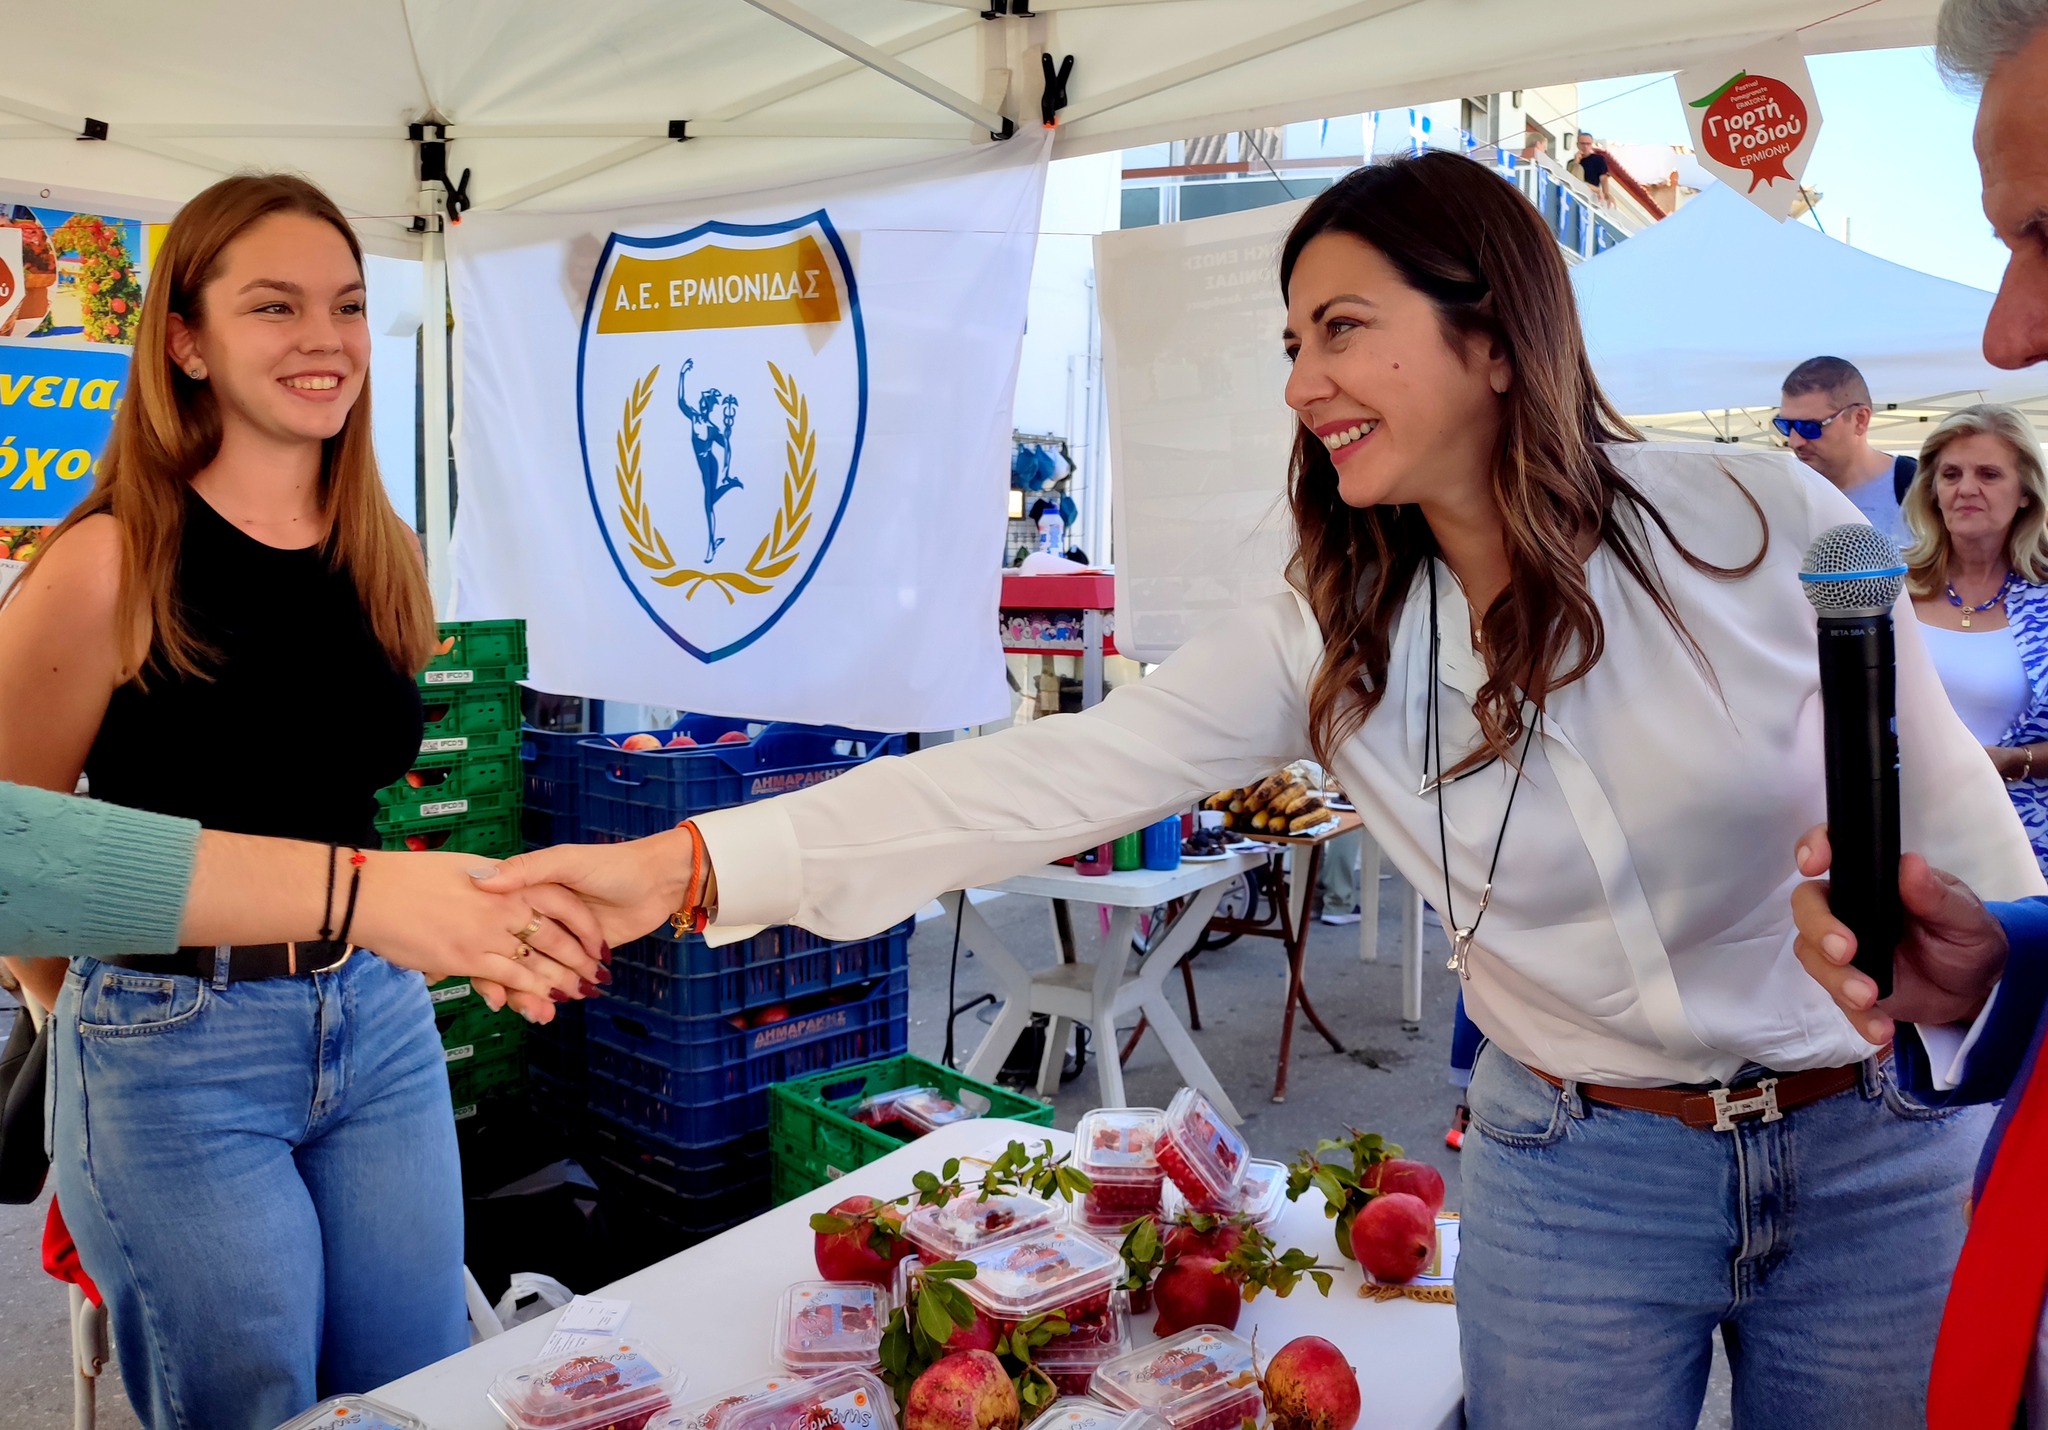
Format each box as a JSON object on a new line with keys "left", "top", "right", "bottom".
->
{"left": 352, "top": 851, "right": 611, "bottom": 1022}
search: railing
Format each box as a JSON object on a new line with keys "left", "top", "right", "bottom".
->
{"left": 1492, "top": 153, "right": 1634, "bottom": 262}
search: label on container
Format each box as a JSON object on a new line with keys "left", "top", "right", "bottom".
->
{"left": 796, "top": 1388, "right": 885, "bottom": 1430}
{"left": 446, "top": 1044, "right": 476, "bottom": 1063}
{"left": 452, "top": 1103, "right": 478, "bottom": 1121}
{"left": 748, "top": 765, "right": 850, "bottom": 801}
{"left": 430, "top": 981, "right": 472, "bottom": 1005}
{"left": 422, "top": 669, "right": 476, "bottom": 685}
{"left": 748, "top": 1006, "right": 850, "bottom": 1056}
{"left": 421, "top": 736, "right": 471, "bottom": 753}
{"left": 419, "top": 798, "right": 470, "bottom": 818}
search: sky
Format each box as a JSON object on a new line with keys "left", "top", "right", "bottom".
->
{"left": 1576, "top": 47, "right": 2006, "bottom": 294}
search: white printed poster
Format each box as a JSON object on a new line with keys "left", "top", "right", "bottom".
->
{"left": 447, "top": 137, "right": 1050, "bottom": 730}
{"left": 1676, "top": 36, "right": 1823, "bottom": 222}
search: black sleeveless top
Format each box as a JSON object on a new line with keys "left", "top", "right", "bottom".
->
{"left": 85, "top": 490, "right": 423, "bottom": 846}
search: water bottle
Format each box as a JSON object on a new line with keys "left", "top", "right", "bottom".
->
{"left": 1036, "top": 510, "right": 1065, "bottom": 556}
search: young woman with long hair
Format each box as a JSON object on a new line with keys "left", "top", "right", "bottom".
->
{"left": 0, "top": 174, "right": 607, "bottom": 1430}
{"left": 493, "top": 151, "right": 2045, "bottom": 1426}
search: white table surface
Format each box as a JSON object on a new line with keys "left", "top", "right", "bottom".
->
{"left": 373, "top": 1117, "right": 1462, "bottom": 1430}
{"left": 981, "top": 850, "right": 1268, "bottom": 906}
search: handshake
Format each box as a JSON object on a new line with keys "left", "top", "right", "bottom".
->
{"left": 359, "top": 828, "right": 704, "bottom": 1024}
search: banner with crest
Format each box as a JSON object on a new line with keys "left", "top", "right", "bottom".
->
{"left": 447, "top": 137, "right": 1049, "bottom": 729}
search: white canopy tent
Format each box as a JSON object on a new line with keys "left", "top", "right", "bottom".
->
{"left": 3, "top": 0, "right": 1945, "bottom": 598}
{"left": 1572, "top": 182, "right": 2042, "bottom": 446}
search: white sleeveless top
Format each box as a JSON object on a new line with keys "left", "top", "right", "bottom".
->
{"left": 1919, "top": 621, "right": 2032, "bottom": 745}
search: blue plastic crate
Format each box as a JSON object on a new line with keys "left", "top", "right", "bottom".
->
{"left": 521, "top": 726, "right": 588, "bottom": 848}
{"left": 610, "top": 921, "right": 913, "bottom": 1020}
{"left": 586, "top": 1117, "right": 770, "bottom": 1200}
{"left": 581, "top": 724, "right": 907, "bottom": 843}
{"left": 587, "top": 971, "right": 909, "bottom": 1083}
{"left": 586, "top": 1014, "right": 907, "bottom": 1148}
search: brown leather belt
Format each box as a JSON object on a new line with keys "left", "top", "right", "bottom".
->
{"left": 1531, "top": 1057, "right": 1872, "bottom": 1133}
{"left": 96, "top": 942, "right": 357, "bottom": 983}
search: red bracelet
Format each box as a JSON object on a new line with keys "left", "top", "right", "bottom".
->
{"left": 668, "top": 822, "right": 711, "bottom": 936}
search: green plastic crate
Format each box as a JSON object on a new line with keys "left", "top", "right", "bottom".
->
{"left": 421, "top": 620, "right": 528, "bottom": 690}
{"left": 378, "top": 808, "right": 521, "bottom": 858}
{"left": 419, "top": 684, "right": 524, "bottom": 756}
{"left": 432, "top": 979, "right": 529, "bottom": 1047}
{"left": 373, "top": 786, "right": 515, "bottom": 832}
{"left": 767, "top": 1054, "right": 1052, "bottom": 1201}
{"left": 446, "top": 1028, "right": 528, "bottom": 1106}
{"left": 376, "top": 747, "right": 518, "bottom": 813}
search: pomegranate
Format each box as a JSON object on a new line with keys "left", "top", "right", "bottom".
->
{"left": 812, "top": 1194, "right": 909, "bottom": 1285}
{"left": 717, "top": 730, "right": 750, "bottom": 744}
{"left": 903, "top": 1351, "right": 1020, "bottom": 1430}
{"left": 1362, "top": 1158, "right": 1446, "bottom": 1215}
{"left": 621, "top": 732, "right": 662, "bottom": 751}
{"left": 1151, "top": 1254, "right": 1242, "bottom": 1335}
{"left": 1349, "top": 1193, "right": 1435, "bottom": 1284}
{"left": 1259, "top": 1336, "right": 1361, "bottom": 1430}
{"left": 1163, "top": 1217, "right": 1247, "bottom": 1265}
{"left": 665, "top": 733, "right": 698, "bottom": 747}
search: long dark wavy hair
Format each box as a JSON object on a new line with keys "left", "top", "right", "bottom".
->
{"left": 1283, "top": 152, "right": 1765, "bottom": 772}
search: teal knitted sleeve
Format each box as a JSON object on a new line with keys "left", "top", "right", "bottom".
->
{"left": 0, "top": 782, "right": 198, "bottom": 958}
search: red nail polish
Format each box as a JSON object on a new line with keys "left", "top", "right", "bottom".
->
{"left": 594, "top": 965, "right": 613, "bottom": 986}
{"left": 548, "top": 988, "right": 568, "bottom": 1003}
{"left": 599, "top": 944, "right": 613, "bottom": 965}
{"left": 580, "top": 979, "right": 599, "bottom": 998}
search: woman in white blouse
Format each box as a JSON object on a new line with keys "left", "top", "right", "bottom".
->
{"left": 1906, "top": 404, "right": 2048, "bottom": 872}
{"left": 492, "top": 154, "right": 2044, "bottom": 1427}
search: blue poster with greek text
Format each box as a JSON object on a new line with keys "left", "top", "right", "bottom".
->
{"left": 0, "top": 349, "right": 126, "bottom": 523}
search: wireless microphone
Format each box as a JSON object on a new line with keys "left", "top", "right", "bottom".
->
{"left": 1799, "top": 523, "right": 1908, "bottom": 1000}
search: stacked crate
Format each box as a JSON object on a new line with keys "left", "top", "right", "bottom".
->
{"left": 524, "top": 718, "right": 913, "bottom": 1255}
{"left": 375, "top": 620, "right": 531, "bottom": 1123}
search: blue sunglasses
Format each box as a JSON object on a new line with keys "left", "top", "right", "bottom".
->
{"left": 1773, "top": 403, "right": 1866, "bottom": 441}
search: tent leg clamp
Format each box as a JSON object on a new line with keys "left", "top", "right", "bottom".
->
{"left": 1040, "top": 54, "right": 1073, "bottom": 128}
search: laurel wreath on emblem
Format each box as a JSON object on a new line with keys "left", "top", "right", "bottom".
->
{"left": 615, "top": 362, "right": 815, "bottom": 602}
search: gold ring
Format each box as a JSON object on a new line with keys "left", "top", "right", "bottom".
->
{"left": 514, "top": 916, "right": 543, "bottom": 944}
{"left": 512, "top": 946, "right": 533, "bottom": 960}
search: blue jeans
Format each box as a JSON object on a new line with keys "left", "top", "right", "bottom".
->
{"left": 48, "top": 951, "right": 469, "bottom": 1430}
{"left": 1456, "top": 1040, "right": 1988, "bottom": 1429}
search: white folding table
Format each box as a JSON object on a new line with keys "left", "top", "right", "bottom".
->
{"left": 373, "top": 1118, "right": 1464, "bottom": 1430}
{"left": 939, "top": 851, "right": 1268, "bottom": 1124}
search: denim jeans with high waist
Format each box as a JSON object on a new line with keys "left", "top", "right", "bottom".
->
{"left": 1456, "top": 1040, "right": 1989, "bottom": 1429}
{"left": 47, "top": 950, "right": 468, "bottom": 1430}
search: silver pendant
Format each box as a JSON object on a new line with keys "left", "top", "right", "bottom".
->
{"left": 1445, "top": 883, "right": 1491, "bottom": 980}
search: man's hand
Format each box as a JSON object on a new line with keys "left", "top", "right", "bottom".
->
{"left": 1791, "top": 823, "right": 2010, "bottom": 1042}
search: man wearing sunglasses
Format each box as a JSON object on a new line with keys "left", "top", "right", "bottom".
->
{"left": 1775, "top": 355, "right": 1916, "bottom": 542}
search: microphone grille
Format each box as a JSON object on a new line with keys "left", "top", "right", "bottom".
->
{"left": 1801, "top": 523, "right": 1906, "bottom": 613}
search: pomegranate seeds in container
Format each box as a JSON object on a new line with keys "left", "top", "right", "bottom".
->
{"left": 275, "top": 1396, "right": 429, "bottom": 1430}
{"left": 957, "top": 1226, "right": 1122, "bottom": 1332}
{"left": 488, "top": 1341, "right": 681, "bottom": 1430}
{"left": 1154, "top": 1089, "right": 1247, "bottom": 1213}
{"left": 1073, "top": 1108, "right": 1165, "bottom": 1233}
{"left": 663, "top": 1376, "right": 807, "bottom": 1430}
{"left": 1234, "top": 1159, "right": 1288, "bottom": 1229}
{"left": 853, "top": 1087, "right": 979, "bottom": 1137}
{"left": 1091, "top": 1327, "right": 1264, "bottom": 1430}
{"left": 902, "top": 1191, "right": 1061, "bottom": 1262}
{"left": 1031, "top": 1292, "right": 1132, "bottom": 1396}
{"left": 716, "top": 1369, "right": 899, "bottom": 1430}
{"left": 776, "top": 1281, "right": 890, "bottom": 1371}
{"left": 1023, "top": 1400, "right": 1168, "bottom": 1430}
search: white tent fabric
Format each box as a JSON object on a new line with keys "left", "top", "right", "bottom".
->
{"left": 1573, "top": 183, "right": 2027, "bottom": 416}
{"left": 2, "top": 1, "right": 1938, "bottom": 257}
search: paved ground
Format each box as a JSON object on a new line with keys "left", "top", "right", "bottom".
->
{"left": 0, "top": 870, "right": 1729, "bottom": 1428}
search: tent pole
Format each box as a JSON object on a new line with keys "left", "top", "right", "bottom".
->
{"left": 421, "top": 215, "right": 454, "bottom": 613}
{"left": 742, "top": 0, "right": 1012, "bottom": 136}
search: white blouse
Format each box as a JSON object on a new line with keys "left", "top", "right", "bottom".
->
{"left": 698, "top": 443, "right": 2047, "bottom": 1087}
{"left": 1917, "top": 621, "right": 2031, "bottom": 745}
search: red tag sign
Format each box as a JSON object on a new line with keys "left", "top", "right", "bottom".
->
{"left": 1692, "top": 70, "right": 1810, "bottom": 191}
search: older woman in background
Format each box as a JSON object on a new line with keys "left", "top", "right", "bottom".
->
{"left": 1907, "top": 403, "right": 2048, "bottom": 871}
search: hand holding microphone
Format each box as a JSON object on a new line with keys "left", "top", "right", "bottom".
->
{"left": 1792, "top": 523, "right": 2007, "bottom": 1035}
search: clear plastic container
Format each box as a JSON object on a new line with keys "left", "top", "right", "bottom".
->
{"left": 957, "top": 1226, "right": 1122, "bottom": 1330}
{"left": 715, "top": 1369, "right": 899, "bottom": 1430}
{"left": 902, "top": 1191, "right": 1060, "bottom": 1262}
{"left": 661, "top": 1376, "right": 808, "bottom": 1430}
{"left": 1031, "top": 1292, "right": 1132, "bottom": 1396}
{"left": 488, "top": 1341, "right": 680, "bottom": 1430}
{"left": 1154, "top": 1089, "right": 1248, "bottom": 1212}
{"left": 1024, "top": 1399, "right": 1169, "bottom": 1430}
{"left": 1235, "top": 1159, "right": 1287, "bottom": 1228}
{"left": 891, "top": 1088, "right": 979, "bottom": 1134}
{"left": 1091, "top": 1327, "right": 1264, "bottom": 1430}
{"left": 1074, "top": 1108, "right": 1165, "bottom": 1229}
{"left": 275, "top": 1396, "right": 429, "bottom": 1430}
{"left": 775, "top": 1281, "right": 889, "bottom": 1371}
